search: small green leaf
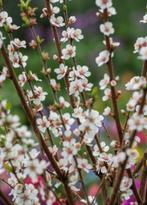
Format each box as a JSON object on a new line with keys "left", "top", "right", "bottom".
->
{"left": 3, "top": 162, "right": 13, "bottom": 173}
{"left": 19, "top": 0, "right": 30, "bottom": 10}
{"left": 6, "top": 101, "right": 11, "bottom": 110}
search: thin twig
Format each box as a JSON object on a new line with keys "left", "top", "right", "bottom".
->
{"left": 139, "top": 152, "right": 147, "bottom": 199}
{"left": 127, "top": 169, "right": 142, "bottom": 204}
{"left": 74, "top": 156, "right": 91, "bottom": 205}
{"left": 107, "top": 61, "right": 147, "bottom": 205}
{"left": 102, "top": 9, "right": 123, "bottom": 144}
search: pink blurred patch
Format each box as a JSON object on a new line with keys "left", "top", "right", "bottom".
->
{"left": 122, "top": 197, "right": 136, "bottom": 205}
{"left": 0, "top": 172, "right": 10, "bottom": 193}
{"left": 88, "top": 184, "right": 99, "bottom": 196}
{"left": 75, "top": 184, "right": 100, "bottom": 204}
{"left": 137, "top": 131, "right": 147, "bottom": 144}
{"left": 24, "top": 176, "right": 44, "bottom": 188}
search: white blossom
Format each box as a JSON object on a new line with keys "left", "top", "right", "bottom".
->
{"left": 0, "top": 31, "right": 5, "bottom": 49}
{"left": 24, "top": 159, "right": 48, "bottom": 182}
{"left": 68, "top": 16, "right": 77, "bottom": 24}
{"left": 107, "top": 7, "right": 117, "bottom": 16}
{"left": 95, "top": 0, "right": 112, "bottom": 10}
{"left": 62, "top": 44, "right": 76, "bottom": 60}
{"left": 139, "top": 46, "right": 147, "bottom": 60}
{"left": 27, "top": 86, "right": 48, "bottom": 105}
{"left": 61, "top": 27, "right": 83, "bottom": 42}
{"left": 0, "top": 11, "right": 8, "bottom": 27}
{"left": 79, "top": 109, "right": 103, "bottom": 144}
{"left": 69, "top": 79, "right": 83, "bottom": 96}
{"left": 134, "top": 37, "right": 147, "bottom": 53}
{"left": 126, "top": 95, "right": 140, "bottom": 112}
{"left": 128, "top": 113, "right": 146, "bottom": 131}
{"left": 11, "top": 38, "right": 26, "bottom": 49}
{"left": 9, "top": 52, "right": 28, "bottom": 68}
{"left": 10, "top": 184, "right": 40, "bottom": 205}
{"left": 140, "top": 14, "right": 147, "bottom": 23}
{"left": 54, "top": 63, "right": 67, "bottom": 79}
{"left": 120, "top": 176, "right": 132, "bottom": 191}
{"left": 77, "top": 158, "right": 92, "bottom": 173}
{"left": 36, "top": 116, "right": 50, "bottom": 133}
{"left": 0, "top": 66, "right": 8, "bottom": 85}
{"left": 100, "top": 22, "right": 114, "bottom": 36}
{"left": 125, "top": 76, "right": 146, "bottom": 90}
{"left": 120, "top": 176, "right": 133, "bottom": 200}
{"left": 75, "top": 65, "right": 91, "bottom": 79}
{"left": 103, "top": 106, "right": 111, "bottom": 116}
{"left": 50, "top": 15, "right": 65, "bottom": 27}
{"left": 18, "top": 72, "right": 27, "bottom": 87}
{"left": 99, "top": 73, "right": 110, "bottom": 90}
{"left": 96, "top": 50, "right": 110, "bottom": 67}
{"left": 59, "top": 96, "right": 70, "bottom": 108}
{"left": 102, "top": 88, "right": 111, "bottom": 101}
{"left": 134, "top": 36, "right": 147, "bottom": 59}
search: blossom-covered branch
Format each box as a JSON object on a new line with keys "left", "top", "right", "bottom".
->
{"left": 0, "top": 0, "right": 146, "bottom": 204}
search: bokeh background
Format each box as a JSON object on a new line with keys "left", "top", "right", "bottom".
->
{"left": 0, "top": 0, "right": 146, "bottom": 122}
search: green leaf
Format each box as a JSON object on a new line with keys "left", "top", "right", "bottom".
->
{"left": 3, "top": 162, "right": 13, "bottom": 173}
{"left": 19, "top": 0, "right": 30, "bottom": 11}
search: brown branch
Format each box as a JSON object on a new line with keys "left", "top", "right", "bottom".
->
{"left": 45, "top": 0, "right": 63, "bottom": 63}
{"left": 107, "top": 61, "right": 147, "bottom": 205}
{"left": 123, "top": 111, "right": 130, "bottom": 134}
{"left": 1, "top": 46, "right": 63, "bottom": 179}
{"left": 127, "top": 169, "right": 142, "bottom": 204}
{"left": 0, "top": 189, "right": 13, "bottom": 205}
{"left": 102, "top": 10, "right": 123, "bottom": 144}
{"left": 142, "top": 182, "right": 147, "bottom": 205}
{"left": 62, "top": 181, "right": 75, "bottom": 205}
{"left": 133, "top": 158, "right": 144, "bottom": 176}
{"left": 139, "top": 152, "right": 147, "bottom": 199}
{"left": 45, "top": 0, "right": 76, "bottom": 109}
{"left": 141, "top": 60, "right": 147, "bottom": 77}
{"left": 44, "top": 1, "right": 111, "bottom": 203}
{"left": 74, "top": 156, "right": 91, "bottom": 205}
{"left": 1, "top": 45, "right": 75, "bottom": 205}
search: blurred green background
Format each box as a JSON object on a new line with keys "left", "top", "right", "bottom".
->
{"left": 0, "top": 0, "right": 146, "bottom": 123}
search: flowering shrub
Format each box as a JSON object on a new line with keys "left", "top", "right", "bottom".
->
{"left": 0, "top": 0, "right": 147, "bottom": 205}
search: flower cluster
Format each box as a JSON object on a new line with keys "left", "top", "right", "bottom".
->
{"left": 95, "top": 0, "right": 118, "bottom": 68}
{"left": 0, "top": 11, "right": 19, "bottom": 30}
{"left": 134, "top": 36, "right": 147, "bottom": 60}
{"left": 0, "top": 100, "right": 48, "bottom": 205}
